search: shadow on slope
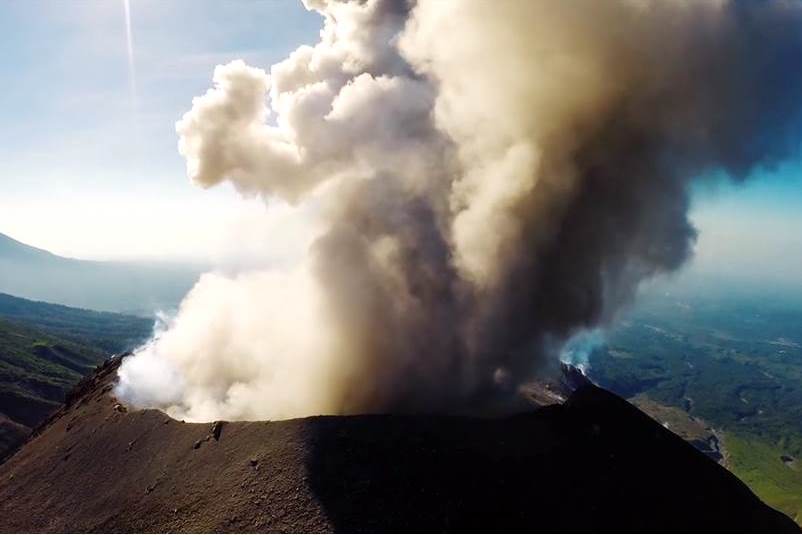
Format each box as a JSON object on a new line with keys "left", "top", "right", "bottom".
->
{"left": 304, "top": 384, "right": 799, "bottom": 533}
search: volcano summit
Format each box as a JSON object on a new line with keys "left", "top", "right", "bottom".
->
{"left": 0, "top": 357, "right": 796, "bottom": 533}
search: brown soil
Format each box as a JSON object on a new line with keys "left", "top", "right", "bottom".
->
{"left": 0, "top": 357, "right": 797, "bottom": 533}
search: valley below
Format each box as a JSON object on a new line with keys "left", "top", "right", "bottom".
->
{"left": 0, "top": 293, "right": 151, "bottom": 461}
{"left": 587, "top": 285, "right": 802, "bottom": 524}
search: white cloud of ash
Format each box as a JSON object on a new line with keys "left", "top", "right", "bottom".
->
{"left": 117, "top": 0, "right": 802, "bottom": 421}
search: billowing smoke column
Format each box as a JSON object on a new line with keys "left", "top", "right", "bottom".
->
{"left": 116, "top": 0, "right": 802, "bottom": 421}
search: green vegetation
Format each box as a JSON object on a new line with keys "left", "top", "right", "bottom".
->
{"left": 591, "top": 312, "right": 802, "bottom": 456}
{"left": 0, "top": 293, "right": 154, "bottom": 461}
{"left": 588, "top": 289, "right": 802, "bottom": 523}
{"left": 0, "top": 318, "right": 106, "bottom": 459}
{"left": 0, "top": 292, "right": 152, "bottom": 354}
{"left": 726, "top": 433, "right": 802, "bottom": 523}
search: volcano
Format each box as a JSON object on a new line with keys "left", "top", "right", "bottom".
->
{"left": 0, "top": 356, "right": 796, "bottom": 533}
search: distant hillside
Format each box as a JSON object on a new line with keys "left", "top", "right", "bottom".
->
{"left": 0, "top": 232, "right": 201, "bottom": 314}
{"left": 0, "top": 233, "right": 53, "bottom": 261}
{"left": 0, "top": 318, "right": 105, "bottom": 460}
{"left": 0, "top": 293, "right": 153, "bottom": 460}
{"left": 0, "top": 293, "right": 152, "bottom": 354}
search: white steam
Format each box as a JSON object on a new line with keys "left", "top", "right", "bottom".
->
{"left": 560, "top": 330, "right": 605, "bottom": 374}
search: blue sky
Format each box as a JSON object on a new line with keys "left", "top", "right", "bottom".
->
{"left": 0, "top": 1, "right": 800, "bottom": 290}
{"left": 689, "top": 162, "right": 802, "bottom": 288}
{"left": 0, "top": 1, "right": 322, "bottom": 263}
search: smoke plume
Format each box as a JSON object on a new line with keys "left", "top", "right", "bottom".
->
{"left": 116, "top": 0, "right": 802, "bottom": 421}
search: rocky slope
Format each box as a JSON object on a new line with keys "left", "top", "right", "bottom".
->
{"left": 0, "top": 357, "right": 796, "bottom": 533}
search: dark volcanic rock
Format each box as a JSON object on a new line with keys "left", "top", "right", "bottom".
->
{"left": 0, "top": 358, "right": 796, "bottom": 533}
{"left": 211, "top": 421, "right": 224, "bottom": 441}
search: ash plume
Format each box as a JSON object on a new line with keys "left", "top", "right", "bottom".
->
{"left": 116, "top": 0, "right": 802, "bottom": 421}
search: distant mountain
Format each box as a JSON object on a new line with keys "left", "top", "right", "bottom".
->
{"left": 0, "top": 233, "right": 53, "bottom": 261}
{"left": 0, "top": 294, "right": 153, "bottom": 461}
{"left": 0, "top": 357, "right": 796, "bottom": 532}
{"left": 0, "top": 232, "right": 202, "bottom": 315}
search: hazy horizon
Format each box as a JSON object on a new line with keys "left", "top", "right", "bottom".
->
{"left": 0, "top": 1, "right": 800, "bottom": 293}
{"left": 0, "top": 1, "right": 322, "bottom": 267}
